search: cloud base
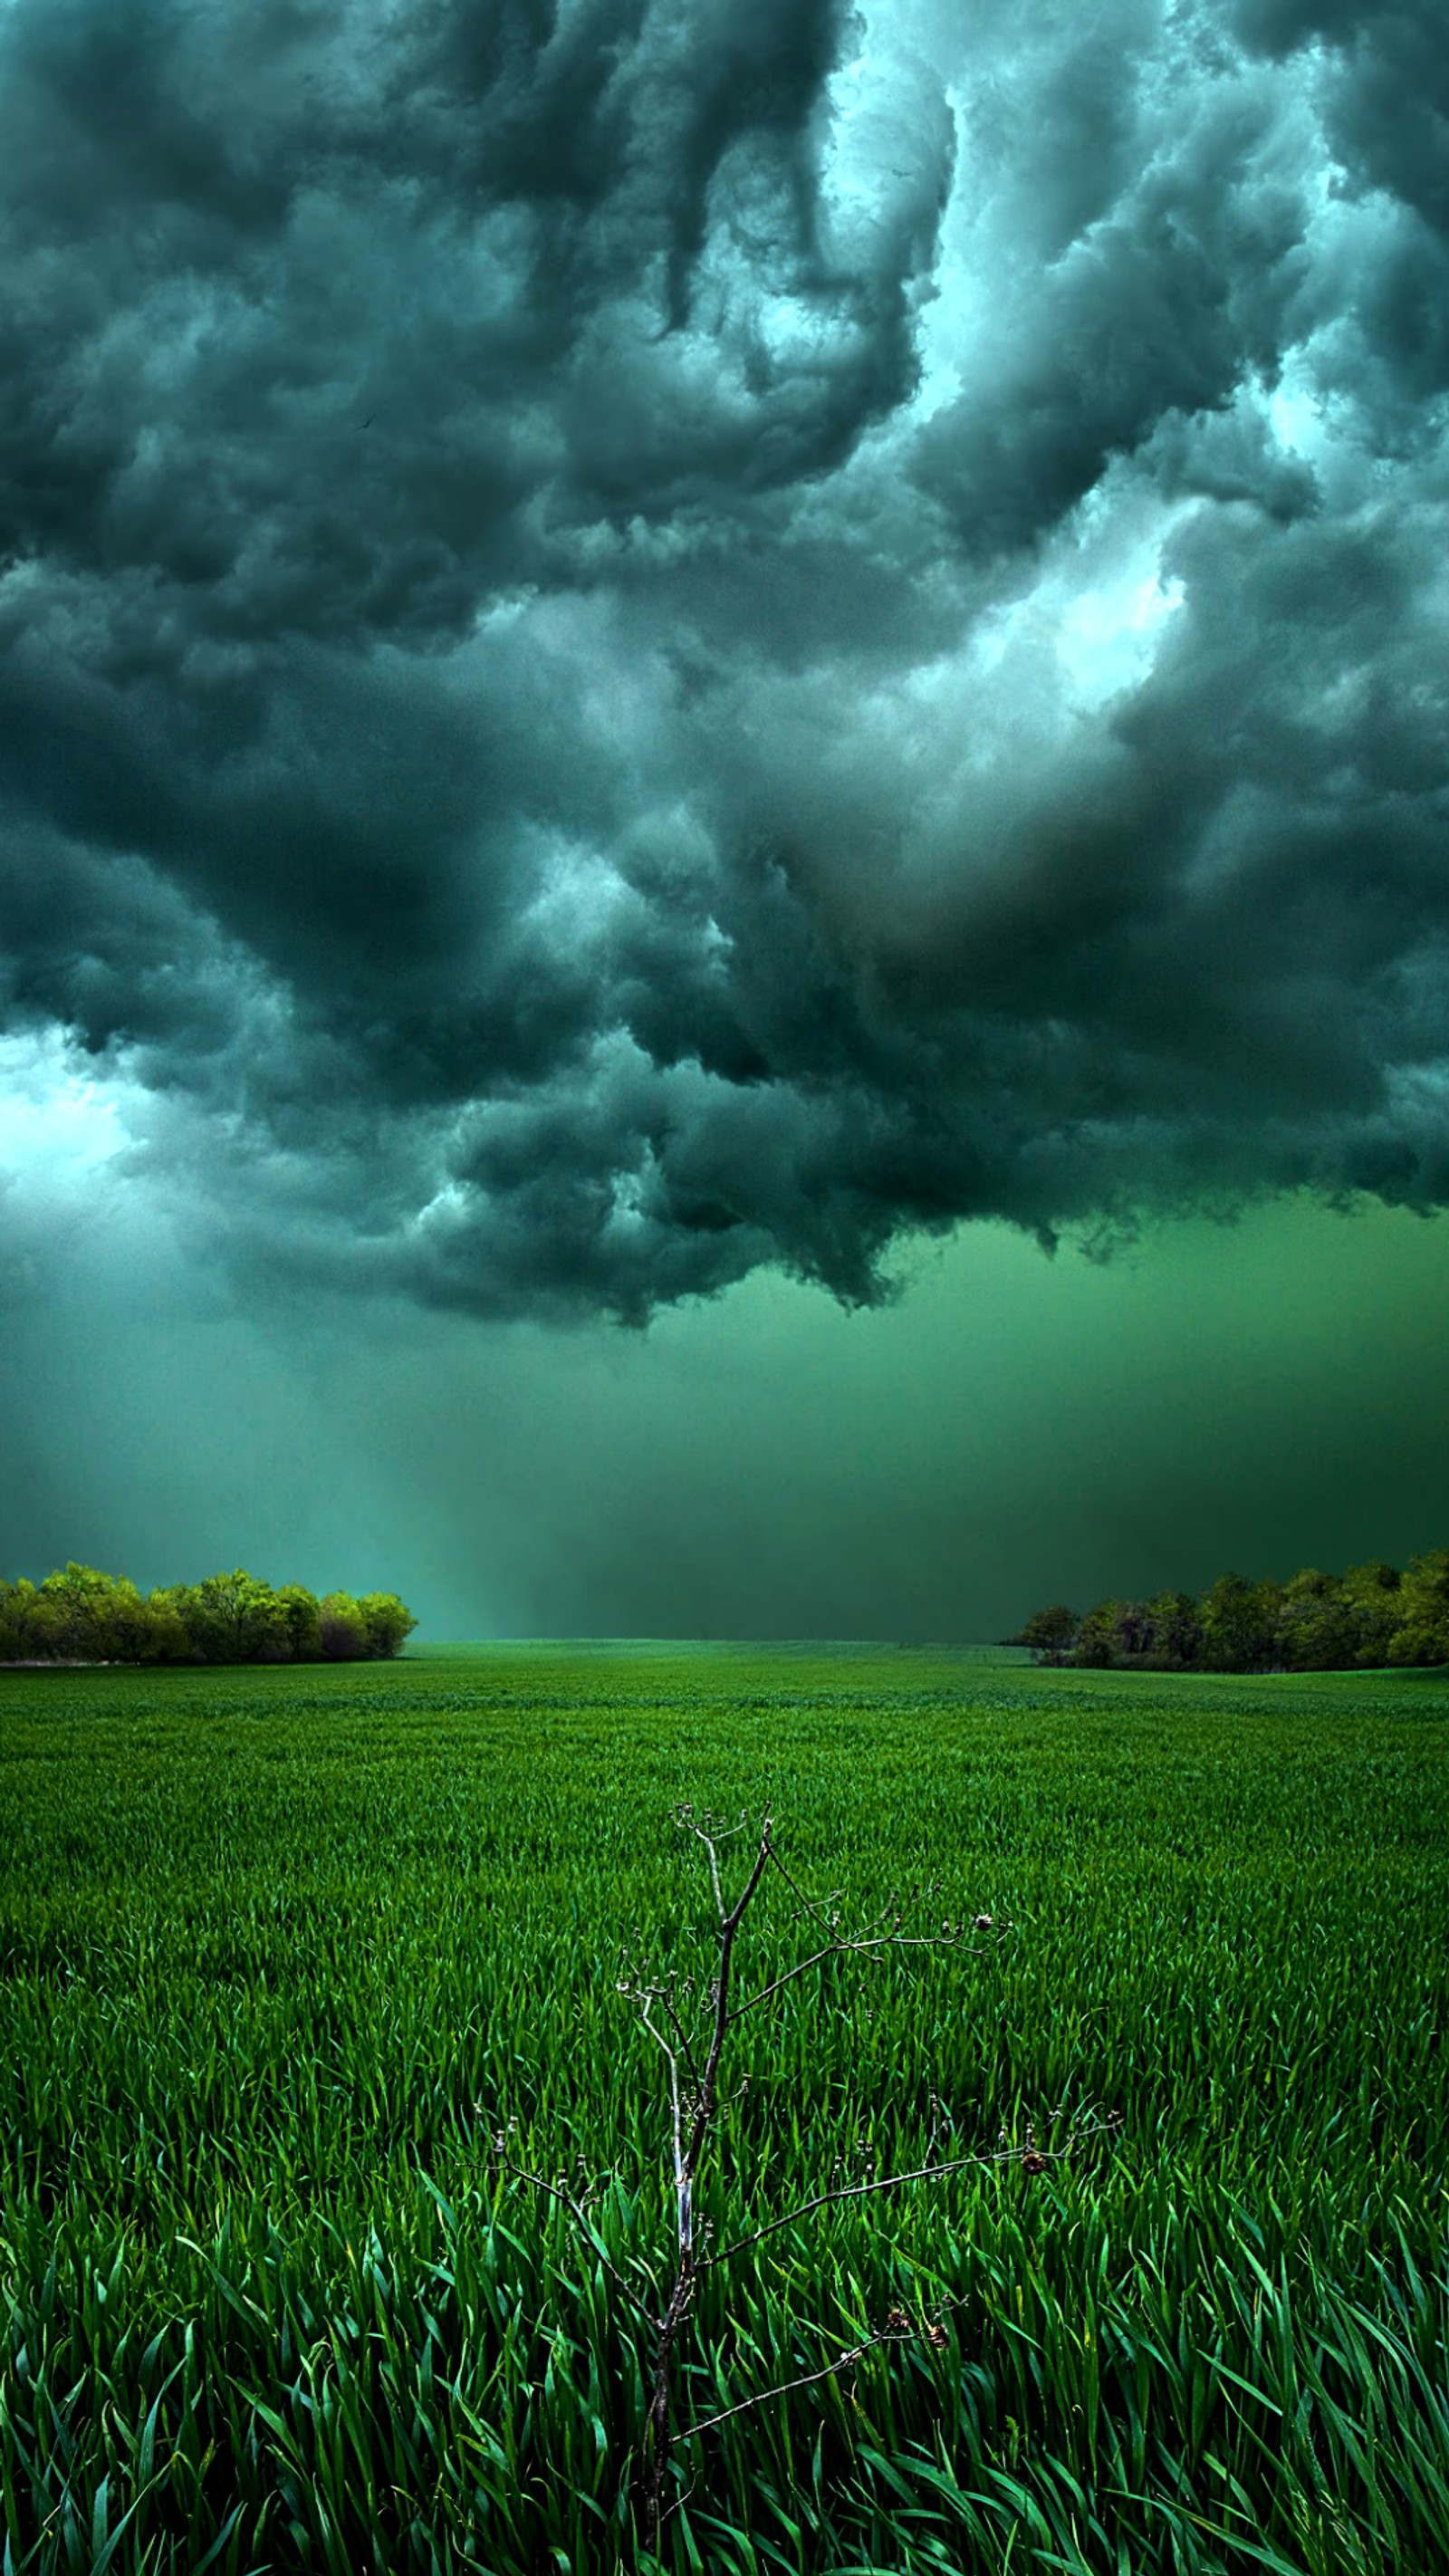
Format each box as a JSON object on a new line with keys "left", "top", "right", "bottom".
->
{"left": 4, "top": 0, "right": 1449, "bottom": 1318}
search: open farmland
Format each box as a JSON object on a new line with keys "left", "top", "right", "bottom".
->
{"left": 2, "top": 1646, "right": 1447, "bottom": 2574}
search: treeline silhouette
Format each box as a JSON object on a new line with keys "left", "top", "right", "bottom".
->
{"left": 0, "top": 1564, "right": 416, "bottom": 1665}
{"left": 1012, "top": 1552, "right": 1449, "bottom": 1672}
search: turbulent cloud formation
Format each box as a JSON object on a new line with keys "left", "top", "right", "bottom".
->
{"left": 4, "top": 0, "right": 1449, "bottom": 1318}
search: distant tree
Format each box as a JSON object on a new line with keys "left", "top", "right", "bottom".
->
{"left": 175, "top": 1571, "right": 288, "bottom": 1665}
{"left": 140, "top": 1590, "right": 195, "bottom": 1663}
{"left": 1017, "top": 1588, "right": 1203, "bottom": 1669}
{"left": 357, "top": 1591, "right": 417, "bottom": 1658}
{"left": 36, "top": 1562, "right": 126, "bottom": 1660}
{"left": 1072, "top": 1600, "right": 1123, "bottom": 1668}
{"left": 146, "top": 1586, "right": 195, "bottom": 1657}
{"left": 1387, "top": 1551, "right": 1449, "bottom": 1668}
{"left": 275, "top": 1583, "right": 322, "bottom": 1661}
{"left": 1276, "top": 1569, "right": 1359, "bottom": 1672}
{"left": 1143, "top": 1590, "right": 1204, "bottom": 1669}
{"left": 1342, "top": 1559, "right": 1403, "bottom": 1668}
{"left": 1, "top": 1564, "right": 413, "bottom": 1665}
{"left": 24, "top": 1586, "right": 65, "bottom": 1658}
{"left": 319, "top": 1590, "right": 366, "bottom": 1658}
{"left": 108, "top": 1577, "right": 169, "bottom": 1662}
{"left": 1200, "top": 1572, "right": 1284, "bottom": 1673}
{"left": 1015, "top": 1603, "right": 1080, "bottom": 1662}
{"left": 1107, "top": 1600, "right": 1155, "bottom": 1661}
{"left": 1010, "top": 1551, "right": 1449, "bottom": 1679}
{"left": 0, "top": 1580, "right": 39, "bottom": 1659}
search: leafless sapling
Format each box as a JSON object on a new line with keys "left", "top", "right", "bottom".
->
{"left": 494, "top": 1804, "right": 1118, "bottom": 2554}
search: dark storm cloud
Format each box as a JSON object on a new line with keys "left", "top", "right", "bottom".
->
{"left": 3, "top": 0, "right": 1449, "bottom": 1318}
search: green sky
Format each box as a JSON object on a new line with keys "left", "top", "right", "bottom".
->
{"left": 5, "top": 1193, "right": 1445, "bottom": 1638}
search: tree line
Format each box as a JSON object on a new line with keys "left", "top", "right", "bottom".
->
{"left": 0, "top": 1564, "right": 416, "bottom": 1665}
{"left": 1012, "top": 1552, "right": 1449, "bottom": 1672}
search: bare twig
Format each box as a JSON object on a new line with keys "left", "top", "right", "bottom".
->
{"left": 491, "top": 2150, "right": 657, "bottom": 2327}
{"left": 762, "top": 1841, "right": 852, "bottom": 1930}
{"left": 490, "top": 1803, "right": 1113, "bottom": 2556}
{"left": 731, "top": 1929, "right": 995, "bottom": 2022}
{"left": 654, "top": 1983, "right": 705, "bottom": 2091}
{"left": 679, "top": 2319, "right": 913, "bottom": 2438}
{"left": 702, "top": 2115, "right": 1121, "bottom": 2269}
{"left": 636, "top": 1811, "right": 778, "bottom": 2539}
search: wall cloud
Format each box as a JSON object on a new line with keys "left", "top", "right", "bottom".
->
{"left": 4, "top": 0, "right": 1448, "bottom": 1318}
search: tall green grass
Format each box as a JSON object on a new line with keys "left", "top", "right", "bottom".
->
{"left": 2, "top": 1648, "right": 1446, "bottom": 2572}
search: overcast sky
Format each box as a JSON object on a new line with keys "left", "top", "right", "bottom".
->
{"left": 4, "top": 0, "right": 1448, "bottom": 1635}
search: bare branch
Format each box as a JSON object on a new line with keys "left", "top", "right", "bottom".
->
{"left": 654, "top": 1981, "right": 705, "bottom": 2092}
{"left": 731, "top": 1930, "right": 994, "bottom": 2023}
{"left": 675, "top": 1803, "right": 752, "bottom": 1927}
{"left": 637, "top": 1996, "right": 682, "bottom": 2085}
{"left": 493, "top": 1802, "right": 1080, "bottom": 2562}
{"left": 639, "top": 1998, "right": 692, "bottom": 2259}
{"left": 727, "top": 1939, "right": 845, "bottom": 2018}
{"left": 673, "top": 1803, "right": 749, "bottom": 1850}
{"left": 764, "top": 1847, "right": 949, "bottom": 1946}
{"left": 699, "top": 1827, "right": 727, "bottom": 1927}
{"left": 678, "top": 2319, "right": 914, "bottom": 2439}
{"left": 722, "top": 1819, "right": 773, "bottom": 1933}
{"left": 702, "top": 2119, "right": 1118, "bottom": 2269}
{"left": 492, "top": 2153, "right": 657, "bottom": 2326}
{"left": 763, "top": 1841, "right": 853, "bottom": 1935}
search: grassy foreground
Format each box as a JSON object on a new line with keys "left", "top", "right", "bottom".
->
{"left": 1, "top": 1646, "right": 1447, "bottom": 2575}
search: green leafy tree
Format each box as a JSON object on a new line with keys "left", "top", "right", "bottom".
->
{"left": 2, "top": 1564, "right": 413, "bottom": 1664}
{"left": 357, "top": 1591, "right": 417, "bottom": 1658}
{"left": 24, "top": 1585, "right": 65, "bottom": 1658}
{"left": 0, "top": 1580, "right": 42, "bottom": 1659}
{"left": 1200, "top": 1572, "right": 1284, "bottom": 1673}
{"left": 1107, "top": 1601, "right": 1155, "bottom": 1661}
{"left": 173, "top": 1571, "right": 288, "bottom": 1664}
{"left": 1072, "top": 1600, "right": 1123, "bottom": 1667}
{"left": 106, "top": 1576, "right": 169, "bottom": 1663}
{"left": 1276, "top": 1569, "right": 1359, "bottom": 1672}
{"left": 275, "top": 1583, "right": 322, "bottom": 1661}
{"left": 1015, "top": 1603, "right": 1080, "bottom": 1662}
{"left": 36, "top": 1563, "right": 128, "bottom": 1659}
{"left": 1387, "top": 1551, "right": 1449, "bottom": 1668}
{"left": 319, "top": 1591, "right": 366, "bottom": 1659}
{"left": 1342, "top": 1560, "right": 1403, "bottom": 1668}
{"left": 1143, "top": 1591, "right": 1204, "bottom": 1669}
{"left": 140, "top": 1590, "right": 195, "bottom": 1663}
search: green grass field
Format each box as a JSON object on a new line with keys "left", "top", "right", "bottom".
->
{"left": 2, "top": 1646, "right": 1447, "bottom": 2574}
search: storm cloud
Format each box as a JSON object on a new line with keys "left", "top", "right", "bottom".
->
{"left": 5, "top": 0, "right": 1449, "bottom": 1319}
